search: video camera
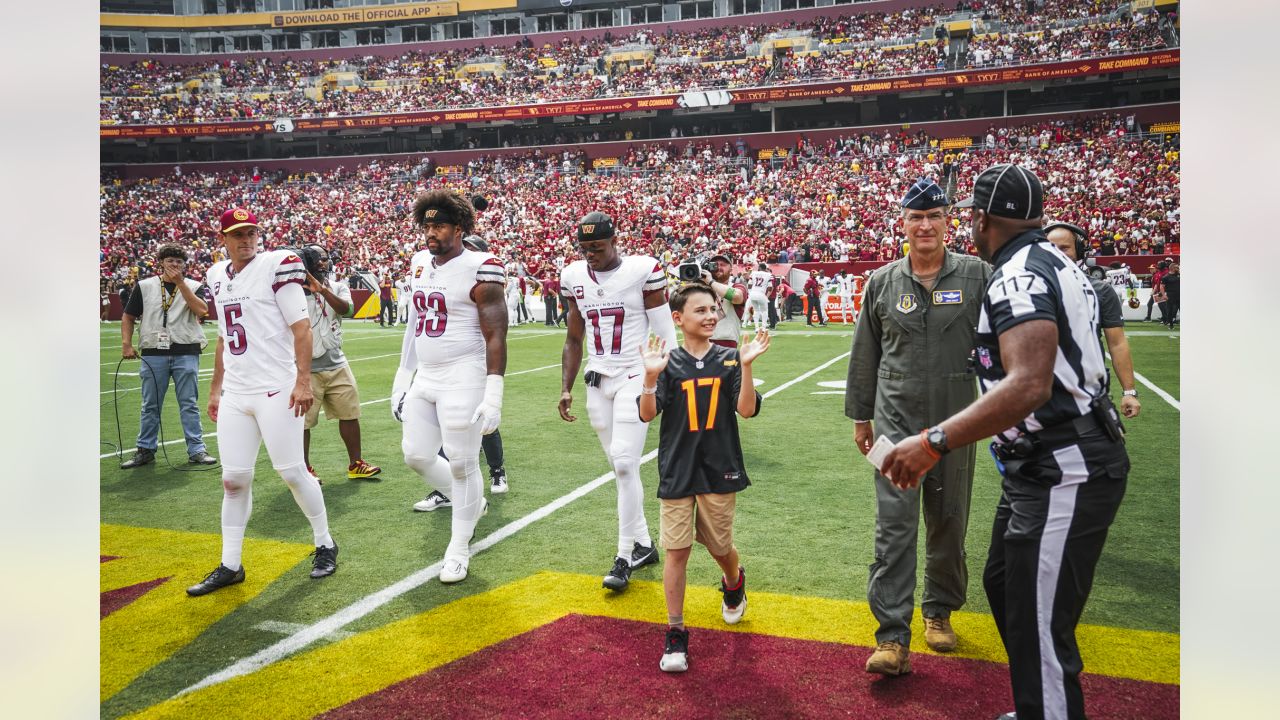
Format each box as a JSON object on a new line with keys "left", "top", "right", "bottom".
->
{"left": 677, "top": 255, "right": 718, "bottom": 283}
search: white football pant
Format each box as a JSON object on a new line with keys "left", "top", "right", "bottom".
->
{"left": 217, "top": 388, "right": 332, "bottom": 571}
{"left": 401, "top": 361, "right": 487, "bottom": 564}
{"left": 585, "top": 370, "right": 654, "bottom": 560}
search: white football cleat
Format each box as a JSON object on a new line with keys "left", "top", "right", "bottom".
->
{"left": 413, "top": 490, "right": 451, "bottom": 512}
{"left": 439, "top": 558, "right": 469, "bottom": 584}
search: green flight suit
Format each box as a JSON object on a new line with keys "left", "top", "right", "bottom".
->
{"left": 844, "top": 249, "right": 991, "bottom": 646}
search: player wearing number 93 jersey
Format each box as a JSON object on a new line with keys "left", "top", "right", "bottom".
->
{"left": 392, "top": 190, "right": 508, "bottom": 584}
{"left": 559, "top": 211, "right": 678, "bottom": 592}
{"left": 188, "top": 207, "right": 338, "bottom": 598}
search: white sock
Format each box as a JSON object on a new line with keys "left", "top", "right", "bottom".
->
{"left": 219, "top": 469, "right": 254, "bottom": 570}
{"left": 279, "top": 463, "right": 333, "bottom": 547}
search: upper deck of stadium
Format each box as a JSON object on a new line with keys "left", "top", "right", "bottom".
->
{"left": 100, "top": 0, "right": 1179, "bottom": 132}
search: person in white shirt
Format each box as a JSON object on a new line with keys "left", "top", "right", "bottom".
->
{"left": 559, "top": 211, "right": 677, "bottom": 592}
{"left": 395, "top": 275, "right": 410, "bottom": 324}
{"left": 746, "top": 263, "right": 772, "bottom": 333}
{"left": 187, "top": 208, "right": 338, "bottom": 597}
{"left": 392, "top": 191, "right": 509, "bottom": 583}
{"left": 836, "top": 269, "right": 857, "bottom": 324}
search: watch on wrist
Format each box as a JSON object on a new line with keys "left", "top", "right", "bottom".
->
{"left": 926, "top": 426, "right": 950, "bottom": 455}
{"left": 1122, "top": 389, "right": 1138, "bottom": 397}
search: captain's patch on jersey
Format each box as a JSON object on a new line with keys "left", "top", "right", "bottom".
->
{"left": 573, "top": 285, "right": 585, "bottom": 299}
{"left": 933, "top": 289, "right": 963, "bottom": 305}
{"left": 896, "top": 293, "right": 918, "bottom": 314}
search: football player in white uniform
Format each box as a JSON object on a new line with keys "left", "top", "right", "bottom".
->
{"left": 836, "top": 269, "right": 856, "bottom": 324}
{"left": 558, "top": 212, "right": 678, "bottom": 591}
{"left": 747, "top": 263, "right": 772, "bottom": 333}
{"left": 187, "top": 207, "right": 338, "bottom": 597}
{"left": 392, "top": 190, "right": 508, "bottom": 584}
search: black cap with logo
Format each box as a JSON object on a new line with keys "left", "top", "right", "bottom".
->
{"left": 954, "top": 163, "right": 1044, "bottom": 220}
{"left": 576, "top": 211, "right": 616, "bottom": 243}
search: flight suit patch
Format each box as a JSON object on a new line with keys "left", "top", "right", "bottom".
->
{"left": 896, "top": 294, "right": 918, "bottom": 314}
{"left": 933, "top": 289, "right": 963, "bottom": 305}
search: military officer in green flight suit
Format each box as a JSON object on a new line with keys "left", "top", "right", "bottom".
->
{"left": 844, "top": 178, "right": 992, "bottom": 676}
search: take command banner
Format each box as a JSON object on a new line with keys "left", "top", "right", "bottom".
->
{"left": 100, "top": 50, "right": 1179, "bottom": 140}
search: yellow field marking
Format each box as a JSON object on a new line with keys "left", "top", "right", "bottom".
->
{"left": 101, "top": 524, "right": 312, "bottom": 703}
{"left": 128, "top": 571, "right": 1178, "bottom": 719}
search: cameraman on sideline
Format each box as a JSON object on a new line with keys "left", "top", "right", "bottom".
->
{"left": 695, "top": 253, "right": 748, "bottom": 349}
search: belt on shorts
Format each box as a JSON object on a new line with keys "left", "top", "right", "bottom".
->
{"left": 991, "top": 413, "right": 1106, "bottom": 462}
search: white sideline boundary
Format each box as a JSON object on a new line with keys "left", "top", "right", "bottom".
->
{"left": 175, "top": 352, "right": 851, "bottom": 697}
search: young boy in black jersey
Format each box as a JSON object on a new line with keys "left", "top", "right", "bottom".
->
{"left": 637, "top": 282, "right": 771, "bottom": 673}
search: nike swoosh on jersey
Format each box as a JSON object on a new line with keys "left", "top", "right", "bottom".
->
{"left": 628, "top": 374, "right": 639, "bottom": 379}
{"left": 267, "top": 390, "right": 281, "bottom": 397}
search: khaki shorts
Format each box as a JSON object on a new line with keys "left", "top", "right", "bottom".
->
{"left": 659, "top": 493, "right": 737, "bottom": 557}
{"left": 305, "top": 366, "right": 361, "bottom": 429}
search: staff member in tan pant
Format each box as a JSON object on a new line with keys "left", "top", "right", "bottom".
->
{"left": 299, "top": 245, "right": 381, "bottom": 482}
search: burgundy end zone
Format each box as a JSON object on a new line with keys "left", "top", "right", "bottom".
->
{"left": 320, "top": 615, "right": 1177, "bottom": 719}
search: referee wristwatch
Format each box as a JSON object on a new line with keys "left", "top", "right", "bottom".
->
{"left": 1122, "top": 389, "right": 1138, "bottom": 397}
{"left": 926, "top": 426, "right": 950, "bottom": 456}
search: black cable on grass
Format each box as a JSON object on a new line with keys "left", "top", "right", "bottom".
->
{"left": 109, "top": 355, "right": 220, "bottom": 473}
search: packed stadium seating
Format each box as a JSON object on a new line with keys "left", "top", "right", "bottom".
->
{"left": 99, "top": 1, "right": 1175, "bottom": 126}
{"left": 99, "top": 113, "right": 1178, "bottom": 294}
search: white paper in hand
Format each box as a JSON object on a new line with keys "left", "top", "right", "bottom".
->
{"left": 866, "top": 435, "right": 895, "bottom": 473}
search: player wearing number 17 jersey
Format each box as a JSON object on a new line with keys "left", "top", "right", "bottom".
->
{"left": 747, "top": 264, "right": 772, "bottom": 333}
{"left": 187, "top": 207, "right": 338, "bottom": 597}
{"left": 392, "top": 190, "right": 509, "bottom": 584}
{"left": 558, "top": 212, "right": 678, "bottom": 592}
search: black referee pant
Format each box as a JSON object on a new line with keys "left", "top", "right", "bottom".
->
{"left": 983, "top": 433, "right": 1128, "bottom": 720}
{"left": 544, "top": 294, "right": 559, "bottom": 326}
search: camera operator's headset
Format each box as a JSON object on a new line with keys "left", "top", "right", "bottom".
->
{"left": 1043, "top": 221, "right": 1089, "bottom": 262}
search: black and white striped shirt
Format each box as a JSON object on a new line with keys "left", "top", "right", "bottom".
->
{"left": 974, "top": 230, "right": 1108, "bottom": 445}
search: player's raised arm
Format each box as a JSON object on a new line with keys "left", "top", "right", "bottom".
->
{"left": 559, "top": 296, "right": 585, "bottom": 422}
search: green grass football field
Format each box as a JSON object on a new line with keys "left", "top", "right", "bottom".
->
{"left": 98, "top": 318, "right": 1180, "bottom": 719}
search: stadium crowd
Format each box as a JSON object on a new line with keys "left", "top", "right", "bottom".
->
{"left": 99, "top": 1, "right": 1171, "bottom": 125}
{"left": 101, "top": 113, "right": 1178, "bottom": 296}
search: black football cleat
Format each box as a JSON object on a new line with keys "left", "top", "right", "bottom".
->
{"left": 310, "top": 544, "right": 338, "bottom": 579}
{"left": 187, "top": 564, "right": 245, "bottom": 596}
{"left": 602, "top": 556, "right": 632, "bottom": 591}
{"left": 631, "top": 541, "right": 659, "bottom": 569}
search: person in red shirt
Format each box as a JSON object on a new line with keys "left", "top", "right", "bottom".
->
{"left": 1145, "top": 259, "right": 1169, "bottom": 322}
{"left": 803, "top": 271, "right": 827, "bottom": 326}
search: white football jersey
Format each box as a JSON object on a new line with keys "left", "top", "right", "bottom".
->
{"left": 401, "top": 248, "right": 506, "bottom": 369}
{"left": 207, "top": 249, "right": 309, "bottom": 394}
{"left": 748, "top": 270, "right": 772, "bottom": 299}
{"left": 837, "top": 274, "right": 855, "bottom": 296}
{"left": 561, "top": 255, "right": 666, "bottom": 375}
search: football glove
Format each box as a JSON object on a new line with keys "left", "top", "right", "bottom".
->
{"left": 392, "top": 367, "right": 414, "bottom": 422}
{"left": 470, "top": 374, "right": 504, "bottom": 435}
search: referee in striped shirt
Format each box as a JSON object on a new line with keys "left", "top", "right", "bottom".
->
{"left": 881, "top": 164, "right": 1129, "bottom": 720}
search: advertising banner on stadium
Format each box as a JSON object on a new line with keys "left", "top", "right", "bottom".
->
{"left": 269, "top": 2, "right": 457, "bottom": 28}
{"left": 100, "top": 50, "right": 1178, "bottom": 140}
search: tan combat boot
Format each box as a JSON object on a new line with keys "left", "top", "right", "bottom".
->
{"left": 924, "top": 615, "right": 957, "bottom": 652}
{"left": 865, "top": 641, "right": 911, "bottom": 676}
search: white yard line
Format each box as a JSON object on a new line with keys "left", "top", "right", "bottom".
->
{"left": 1107, "top": 352, "right": 1180, "bottom": 410}
{"left": 101, "top": 363, "right": 563, "bottom": 458}
{"left": 175, "top": 352, "right": 850, "bottom": 697}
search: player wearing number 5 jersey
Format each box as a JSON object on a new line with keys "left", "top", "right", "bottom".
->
{"left": 559, "top": 211, "right": 678, "bottom": 592}
{"left": 188, "top": 207, "right": 338, "bottom": 598}
{"left": 392, "top": 190, "right": 508, "bottom": 584}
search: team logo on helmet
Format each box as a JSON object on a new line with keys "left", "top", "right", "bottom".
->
{"left": 232, "top": 209, "right": 249, "bottom": 221}
{"left": 414, "top": 266, "right": 424, "bottom": 278}
{"left": 896, "top": 294, "right": 918, "bottom": 314}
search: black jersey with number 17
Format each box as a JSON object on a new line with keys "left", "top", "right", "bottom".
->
{"left": 644, "top": 344, "right": 762, "bottom": 499}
